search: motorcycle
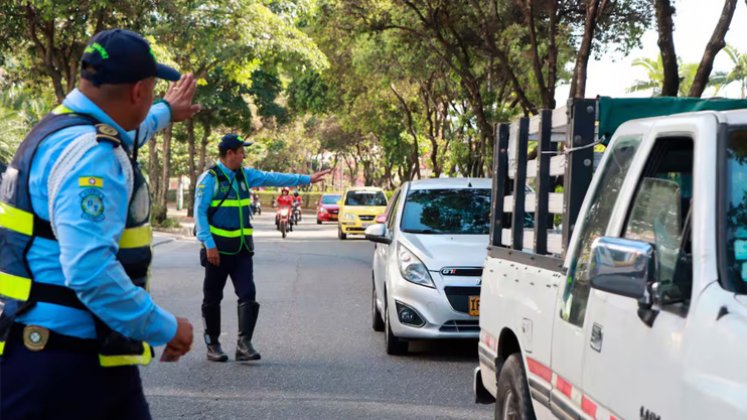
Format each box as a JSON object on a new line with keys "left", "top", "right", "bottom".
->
{"left": 276, "top": 206, "right": 291, "bottom": 238}
{"left": 291, "top": 201, "right": 302, "bottom": 226}
{"left": 252, "top": 197, "right": 262, "bottom": 215}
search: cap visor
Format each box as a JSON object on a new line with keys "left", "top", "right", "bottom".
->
{"left": 156, "top": 63, "right": 180, "bottom": 81}
{"left": 242, "top": 141, "right": 254, "bottom": 147}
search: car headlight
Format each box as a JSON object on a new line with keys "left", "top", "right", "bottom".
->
{"left": 397, "top": 243, "right": 434, "bottom": 288}
{"left": 320, "top": 207, "right": 328, "bottom": 213}
{"left": 344, "top": 213, "right": 355, "bottom": 220}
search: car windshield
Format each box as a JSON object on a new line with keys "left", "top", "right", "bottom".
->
{"left": 344, "top": 191, "right": 387, "bottom": 206}
{"left": 321, "top": 195, "right": 341, "bottom": 205}
{"left": 400, "top": 188, "right": 492, "bottom": 234}
{"left": 722, "top": 128, "right": 747, "bottom": 294}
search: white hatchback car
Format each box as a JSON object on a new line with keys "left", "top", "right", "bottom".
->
{"left": 365, "top": 178, "right": 491, "bottom": 355}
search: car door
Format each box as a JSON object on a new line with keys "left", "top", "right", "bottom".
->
{"left": 373, "top": 187, "right": 403, "bottom": 314}
{"left": 581, "top": 117, "right": 715, "bottom": 420}
{"left": 549, "top": 132, "right": 644, "bottom": 419}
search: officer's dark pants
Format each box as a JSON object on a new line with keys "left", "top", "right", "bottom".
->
{"left": 0, "top": 341, "right": 151, "bottom": 420}
{"left": 201, "top": 248, "right": 256, "bottom": 339}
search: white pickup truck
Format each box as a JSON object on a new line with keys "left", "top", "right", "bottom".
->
{"left": 474, "top": 97, "right": 747, "bottom": 420}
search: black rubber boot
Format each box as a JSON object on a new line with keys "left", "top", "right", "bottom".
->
{"left": 202, "top": 304, "right": 228, "bottom": 362}
{"left": 236, "top": 301, "right": 261, "bottom": 361}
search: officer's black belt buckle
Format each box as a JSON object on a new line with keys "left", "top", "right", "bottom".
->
{"left": 23, "top": 325, "right": 49, "bottom": 351}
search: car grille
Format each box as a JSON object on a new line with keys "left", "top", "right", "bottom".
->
{"left": 358, "top": 215, "right": 375, "bottom": 221}
{"left": 439, "top": 320, "right": 480, "bottom": 333}
{"left": 330, "top": 209, "right": 338, "bottom": 214}
{"left": 444, "top": 286, "right": 481, "bottom": 314}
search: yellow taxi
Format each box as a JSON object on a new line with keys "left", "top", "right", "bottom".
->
{"left": 337, "top": 187, "right": 388, "bottom": 239}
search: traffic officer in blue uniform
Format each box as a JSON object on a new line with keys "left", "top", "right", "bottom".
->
{"left": 0, "top": 29, "right": 200, "bottom": 418}
{"left": 195, "top": 134, "right": 330, "bottom": 362}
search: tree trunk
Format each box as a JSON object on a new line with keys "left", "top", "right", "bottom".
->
{"left": 570, "top": 0, "right": 605, "bottom": 99}
{"left": 158, "top": 124, "right": 173, "bottom": 221}
{"left": 148, "top": 134, "right": 160, "bottom": 205}
{"left": 689, "top": 0, "right": 738, "bottom": 97}
{"left": 186, "top": 119, "right": 196, "bottom": 218}
{"left": 199, "top": 120, "right": 211, "bottom": 173}
{"left": 655, "top": 0, "right": 679, "bottom": 96}
{"left": 389, "top": 84, "right": 421, "bottom": 180}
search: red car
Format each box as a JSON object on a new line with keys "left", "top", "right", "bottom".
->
{"left": 316, "top": 193, "right": 341, "bottom": 224}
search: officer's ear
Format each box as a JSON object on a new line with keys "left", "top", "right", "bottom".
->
{"left": 130, "top": 78, "right": 156, "bottom": 105}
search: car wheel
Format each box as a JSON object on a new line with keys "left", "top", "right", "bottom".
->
{"left": 317, "top": 218, "right": 322, "bottom": 225}
{"left": 494, "top": 354, "right": 536, "bottom": 420}
{"left": 372, "top": 280, "right": 384, "bottom": 332}
{"left": 384, "top": 298, "right": 407, "bottom": 355}
{"left": 338, "top": 226, "right": 347, "bottom": 240}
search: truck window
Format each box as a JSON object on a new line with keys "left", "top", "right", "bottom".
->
{"left": 721, "top": 128, "right": 747, "bottom": 295}
{"left": 623, "top": 139, "right": 693, "bottom": 308}
{"left": 561, "top": 135, "right": 642, "bottom": 327}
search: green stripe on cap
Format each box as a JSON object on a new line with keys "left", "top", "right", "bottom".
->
{"left": 84, "top": 42, "right": 109, "bottom": 59}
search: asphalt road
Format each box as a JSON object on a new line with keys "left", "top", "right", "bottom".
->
{"left": 143, "top": 213, "right": 492, "bottom": 420}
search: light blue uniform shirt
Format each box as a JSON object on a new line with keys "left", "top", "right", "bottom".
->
{"left": 16, "top": 89, "right": 177, "bottom": 346}
{"left": 194, "top": 161, "right": 311, "bottom": 249}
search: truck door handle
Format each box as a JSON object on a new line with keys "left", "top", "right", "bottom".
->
{"left": 590, "top": 323, "right": 603, "bottom": 353}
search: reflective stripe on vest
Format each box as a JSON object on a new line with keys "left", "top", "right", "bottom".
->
{"left": 0, "top": 201, "right": 33, "bottom": 236}
{"left": 210, "top": 198, "right": 251, "bottom": 207}
{"left": 0, "top": 270, "right": 31, "bottom": 301}
{"left": 209, "top": 225, "right": 254, "bottom": 238}
{"left": 119, "top": 224, "right": 152, "bottom": 249}
{"left": 99, "top": 343, "right": 153, "bottom": 367}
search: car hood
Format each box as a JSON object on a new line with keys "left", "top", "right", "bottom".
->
{"left": 341, "top": 206, "right": 387, "bottom": 215}
{"left": 320, "top": 204, "right": 339, "bottom": 210}
{"left": 399, "top": 232, "right": 489, "bottom": 271}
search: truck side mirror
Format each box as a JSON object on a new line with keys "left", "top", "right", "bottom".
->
{"left": 365, "top": 223, "right": 391, "bottom": 244}
{"left": 589, "top": 236, "right": 659, "bottom": 326}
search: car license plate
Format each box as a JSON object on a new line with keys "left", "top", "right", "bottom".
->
{"left": 469, "top": 296, "right": 480, "bottom": 316}
{"left": 361, "top": 223, "right": 371, "bottom": 228}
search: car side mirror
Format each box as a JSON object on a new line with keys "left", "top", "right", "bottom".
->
{"left": 589, "top": 236, "right": 659, "bottom": 327}
{"left": 365, "top": 223, "right": 391, "bottom": 244}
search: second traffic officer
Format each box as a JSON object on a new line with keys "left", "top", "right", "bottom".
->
{"left": 194, "top": 134, "right": 330, "bottom": 362}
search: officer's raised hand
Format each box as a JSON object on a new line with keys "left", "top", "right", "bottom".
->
{"left": 163, "top": 73, "right": 201, "bottom": 122}
{"left": 310, "top": 169, "right": 332, "bottom": 183}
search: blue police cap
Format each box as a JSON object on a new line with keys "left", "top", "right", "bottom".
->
{"left": 81, "top": 29, "right": 180, "bottom": 85}
{"left": 218, "top": 134, "right": 253, "bottom": 152}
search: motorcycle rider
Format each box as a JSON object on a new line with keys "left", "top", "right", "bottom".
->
{"left": 276, "top": 188, "right": 294, "bottom": 227}
{"left": 292, "top": 190, "right": 303, "bottom": 222}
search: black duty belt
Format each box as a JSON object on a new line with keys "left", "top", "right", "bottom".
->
{"left": 9, "top": 323, "right": 98, "bottom": 353}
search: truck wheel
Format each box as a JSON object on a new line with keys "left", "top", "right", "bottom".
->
{"left": 371, "top": 281, "right": 384, "bottom": 332}
{"left": 494, "top": 354, "right": 535, "bottom": 420}
{"left": 338, "top": 226, "right": 347, "bottom": 240}
{"left": 384, "top": 300, "right": 407, "bottom": 355}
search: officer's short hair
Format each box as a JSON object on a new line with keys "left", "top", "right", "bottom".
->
{"left": 219, "top": 146, "right": 241, "bottom": 158}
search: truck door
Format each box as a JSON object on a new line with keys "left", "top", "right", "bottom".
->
{"left": 549, "top": 134, "right": 643, "bottom": 419}
{"left": 581, "top": 125, "right": 706, "bottom": 420}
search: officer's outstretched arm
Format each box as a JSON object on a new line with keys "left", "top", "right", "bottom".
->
{"left": 244, "top": 167, "right": 312, "bottom": 188}
{"left": 51, "top": 138, "right": 178, "bottom": 346}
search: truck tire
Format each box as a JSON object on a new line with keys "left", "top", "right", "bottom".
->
{"left": 494, "top": 354, "right": 535, "bottom": 420}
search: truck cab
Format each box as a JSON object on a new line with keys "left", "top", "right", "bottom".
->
{"left": 475, "top": 98, "right": 747, "bottom": 420}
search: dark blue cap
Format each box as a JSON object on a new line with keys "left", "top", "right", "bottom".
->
{"left": 218, "top": 134, "right": 253, "bottom": 151}
{"left": 80, "top": 29, "right": 180, "bottom": 85}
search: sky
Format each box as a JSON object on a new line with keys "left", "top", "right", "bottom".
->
{"left": 555, "top": 0, "right": 747, "bottom": 102}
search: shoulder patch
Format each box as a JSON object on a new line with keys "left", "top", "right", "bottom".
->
{"left": 79, "top": 176, "right": 103, "bottom": 188}
{"left": 80, "top": 189, "right": 105, "bottom": 222}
